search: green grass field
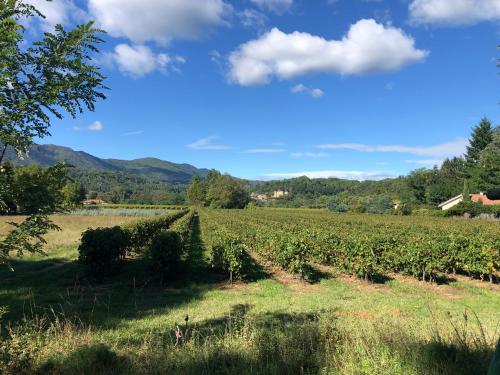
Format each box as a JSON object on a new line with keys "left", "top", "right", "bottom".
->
{"left": 0, "top": 211, "right": 499, "bottom": 374}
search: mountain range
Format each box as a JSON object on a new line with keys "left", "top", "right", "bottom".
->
{"left": 4, "top": 144, "right": 210, "bottom": 184}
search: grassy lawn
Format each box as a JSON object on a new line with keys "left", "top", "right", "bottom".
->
{"left": 0, "top": 213, "right": 498, "bottom": 374}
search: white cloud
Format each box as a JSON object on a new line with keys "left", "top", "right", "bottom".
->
{"left": 409, "top": 0, "right": 500, "bottom": 26}
{"left": 245, "top": 148, "right": 286, "bottom": 153}
{"left": 88, "top": 0, "right": 232, "bottom": 45}
{"left": 238, "top": 9, "right": 268, "bottom": 31}
{"left": 315, "top": 138, "right": 468, "bottom": 158}
{"left": 109, "top": 44, "right": 185, "bottom": 78}
{"left": 122, "top": 130, "right": 144, "bottom": 136}
{"left": 291, "top": 152, "right": 330, "bottom": 158}
{"left": 406, "top": 159, "right": 444, "bottom": 166}
{"left": 24, "top": 0, "right": 86, "bottom": 30}
{"left": 228, "top": 19, "right": 428, "bottom": 86}
{"left": 291, "top": 84, "right": 324, "bottom": 98}
{"left": 73, "top": 120, "right": 103, "bottom": 132}
{"left": 188, "top": 136, "right": 231, "bottom": 151}
{"left": 250, "top": 0, "right": 293, "bottom": 14}
{"left": 263, "top": 170, "right": 396, "bottom": 181}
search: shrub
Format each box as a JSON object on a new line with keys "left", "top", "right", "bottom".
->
{"left": 78, "top": 227, "right": 129, "bottom": 275}
{"left": 327, "top": 200, "right": 349, "bottom": 213}
{"left": 122, "top": 210, "right": 187, "bottom": 253}
{"left": 149, "top": 231, "right": 183, "bottom": 276}
{"left": 210, "top": 228, "right": 247, "bottom": 282}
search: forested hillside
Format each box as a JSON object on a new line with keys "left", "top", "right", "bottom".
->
{"left": 4, "top": 143, "right": 209, "bottom": 184}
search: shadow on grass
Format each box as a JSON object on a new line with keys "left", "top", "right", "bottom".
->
{"left": 31, "top": 307, "right": 495, "bottom": 375}
{"left": 0, "top": 215, "right": 223, "bottom": 331}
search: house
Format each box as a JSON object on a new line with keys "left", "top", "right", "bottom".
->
{"left": 250, "top": 192, "right": 268, "bottom": 202}
{"left": 82, "top": 199, "right": 106, "bottom": 206}
{"left": 438, "top": 194, "right": 463, "bottom": 210}
{"left": 470, "top": 192, "right": 500, "bottom": 206}
{"left": 272, "top": 190, "right": 289, "bottom": 199}
{"left": 438, "top": 192, "right": 500, "bottom": 210}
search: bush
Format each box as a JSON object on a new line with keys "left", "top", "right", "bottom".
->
{"left": 122, "top": 210, "right": 187, "bottom": 253}
{"left": 210, "top": 228, "right": 247, "bottom": 281}
{"left": 78, "top": 227, "right": 129, "bottom": 275}
{"left": 149, "top": 231, "right": 183, "bottom": 276}
{"left": 443, "top": 201, "right": 500, "bottom": 218}
{"left": 327, "top": 200, "right": 348, "bottom": 213}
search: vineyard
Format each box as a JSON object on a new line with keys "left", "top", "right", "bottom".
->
{"left": 200, "top": 209, "right": 500, "bottom": 283}
{"left": 0, "top": 208, "right": 499, "bottom": 374}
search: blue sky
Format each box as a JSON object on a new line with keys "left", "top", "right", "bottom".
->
{"left": 27, "top": 0, "right": 500, "bottom": 180}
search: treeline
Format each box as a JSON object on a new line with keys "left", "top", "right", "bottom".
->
{"left": 69, "top": 168, "right": 186, "bottom": 205}
{"left": 187, "top": 170, "right": 250, "bottom": 209}
{"left": 252, "top": 118, "right": 499, "bottom": 213}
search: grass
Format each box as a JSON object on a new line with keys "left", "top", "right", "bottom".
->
{"left": 0, "top": 212, "right": 499, "bottom": 374}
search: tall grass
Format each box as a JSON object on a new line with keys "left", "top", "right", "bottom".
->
{"left": 0, "top": 308, "right": 495, "bottom": 375}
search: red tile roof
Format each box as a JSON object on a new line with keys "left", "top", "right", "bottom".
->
{"left": 470, "top": 194, "right": 500, "bottom": 206}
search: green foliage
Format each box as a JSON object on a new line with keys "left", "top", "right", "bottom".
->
{"left": 477, "top": 131, "right": 500, "bottom": 191}
{"left": 364, "top": 195, "right": 393, "bottom": 214}
{"left": 441, "top": 201, "right": 500, "bottom": 218}
{"left": 78, "top": 226, "right": 129, "bottom": 275}
{"left": 327, "top": 197, "right": 349, "bottom": 212}
{"left": 10, "top": 163, "right": 69, "bottom": 214}
{"left": 466, "top": 118, "right": 494, "bottom": 165}
{"left": 462, "top": 179, "right": 471, "bottom": 200}
{"left": 200, "top": 208, "right": 500, "bottom": 282}
{"left": 187, "top": 170, "right": 250, "bottom": 209}
{"left": 0, "top": 214, "right": 59, "bottom": 266}
{"left": 200, "top": 211, "right": 248, "bottom": 281}
{"left": 169, "top": 210, "right": 195, "bottom": 249}
{"left": 121, "top": 210, "right": 188, "bottom": 253}
{"left": 68, "top": 168, "right": 187, "bottom": 205}
{"left": 187, "top": 176, "right": 205, "bottom": 205}
{"left": 0, "top": 2, "right": 106, "bottom": 158}
{"left": 149, "top": 231, "right": 183, "bottom": 276}
{"left": 0, "top": 0, "right": 106, "bottom": 267}
{"left": 61, "top": 181, "right": 86, "bottom": 208}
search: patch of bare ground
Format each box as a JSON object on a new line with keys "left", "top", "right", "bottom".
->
{"left": 451, "top": 274, "right": 500, "bottom": 293}
{"left": 246, "top": 250, "right": 322, "bottom": 293}
{"left": 336, "top": 274, "right": 394, "bottom": 294}
{"left": 312, "top": 263, "right": 395, "bottom": 294}
{"left": 391, "top": 274, "right": 465, "bottom": 300}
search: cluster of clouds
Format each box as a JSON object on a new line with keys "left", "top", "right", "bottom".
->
{"left": 291, "top": 84, "right": 324, "bottom": 98}
{"left": 186, "top": 135, "right": 468, "bottom": 180}
{"left": 24, "top": 0, "right": 500, "bottom": 83}
{"left": 188, "top": 136, "right": 467, "bottom": 158}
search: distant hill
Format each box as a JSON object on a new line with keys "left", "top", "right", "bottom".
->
{"left": 4, "top": 144, "right": 210, "bottom": 184}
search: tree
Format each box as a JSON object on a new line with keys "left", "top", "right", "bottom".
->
{"left": 406, "top": 168, "right": 433, "bottom": 204}
{"left": 205, "top": 174, "right": 250, "bottom": 209}
{"left": 14, "top": 163, "right": 69, "bottom": 213}
{"left": 187, "top": 176, "right": 206, "bottom": 205}
{"left": 477, "top": 130, "right": 500, "bottom": 191}
{"left": 465, "top": 118, "right": 494, "bottom": 165}
{"left": 462, "top": 179, "right": 470, "bottom": 201}
{"left": 61, "top": 181, "right": 86, "bottom": 207}
{"left": 0, "top": 1, "right": 106, "bottom": 266}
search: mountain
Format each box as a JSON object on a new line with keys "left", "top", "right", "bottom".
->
{"left": 4, "top": 144, "right": 210, "bottom": 184}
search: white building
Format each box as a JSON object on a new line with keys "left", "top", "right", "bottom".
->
{"left": 438, "top": 194, "right": 463, "bottom": 210}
